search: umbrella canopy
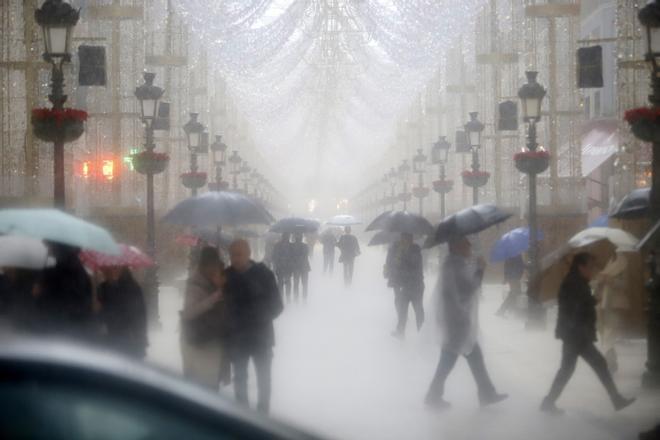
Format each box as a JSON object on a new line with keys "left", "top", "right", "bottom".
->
{"left": 0, "top": 235, "right": 55, "bottom": 269}
{"left": 270, "top": 217, "right": 320, "bottom": 234}
{"left": 365, "top": 211, "right": 433, "bottom": 235}
{"left": 427, "top": 204, "right": 512, "bottom": 247}
{"left": 326, "top": 214, "right": 361, "bottom": 226}
{"left": 79, "top": 244, "right": 154, "bottom": 271}
{"left": 537, "top": 227, "right": 639, "bottom": 302}
{"left": 610, "top": 187, "right": 650, "bottom": 219}
{"left": 162, "top": 191, "right": 274, "bottom": 228}
{"left": 589, "top": 214, "right": 609, "bottom": 228}
{"left": 0, "top": 209, "right": 120, "bottom": 255}
{"left": 490, "top": 227, "right": 544, "bottom": 263}
{"left": 368, "top": 230, "right": 400, "bottom": 247}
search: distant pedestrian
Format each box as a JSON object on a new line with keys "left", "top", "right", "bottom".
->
{"left": 291, "top": 232, "right": 311, "bottom": 303}
{"left": 337, "top": 226, "right": 360, "bottom": 286}
{"left": 541, "top": 252, "right": 635, "bottom": 414}
{"left": 385, "top": 233, "right": 425, "bottom": 338}
{"left": 320, "top": 231, "right": 337, "bottom": 275}
{"left": 97, "top": 267, "right": 148, "bottom": 359}
{"left": 224, "top": 240, "right": 283, "bottom": 414}
{"left": 425, "top": 236, "right": 507, "bottom": 409}
{"left": 272, "top": 233, "right": 293, "bottom": 302}
{"left": 496, "top": 254, "right": 525, "bottom": 317}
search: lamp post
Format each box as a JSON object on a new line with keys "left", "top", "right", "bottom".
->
{"left": 240, "top": 161, "right": 252, "bottom": 195}
{"left": 182, "top": 113, "right": 207, "bottom": 197}
{"left": 228, "top": 150, "right": 242, "bottom": 190}
{"left": 35, "top": 0, "right": 80, "bottom": 208}
{"left": 412, "top": 148, "right": 428, "bottom": 215}
{"left": 431, "top": 136, "right": 453, "bottom": 218}
{"left": 517, "top": 71, "right": 548, "bottom": 329}
{"left": 638, "top": 0, "right": 660, "bottom": 388}
{"left": 388, "top": 167, "right": 397, "bottom": 210}
{"left": 209, "top": 135, "right": 229, "bottom": 191}
{"left": 398, "top": 159, "right": 411, "bottom": 211}
{"left": 464, "top": 112, "right": 485, "bottom": 205}
{"left": 134, "top": 72, "right": 165, "bottom": 325}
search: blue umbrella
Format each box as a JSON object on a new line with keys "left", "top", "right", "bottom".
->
{"left": 589, "top": 214, "right": 608, "bottom": 228}
{"left": 490, "top": 227, "right": 544, "bottom": 263}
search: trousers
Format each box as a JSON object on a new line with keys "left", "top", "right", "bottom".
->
{"left": 394, "top": 287, "right": 424, "bottom": 333}
{"left": 230, "top": 345, "right": 273, "bottom": 414}
{"left": 343, "top": 259, "right": 355, "bottom": 286}
{"left": 426, "top": 344, "right": 496, "bottom": 399}
{"left": 293, "top": 271, "right": 309, "bottom": 301}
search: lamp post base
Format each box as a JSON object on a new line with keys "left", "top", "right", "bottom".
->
{"left": 143, "top": 265, "right": 161, "bottom": 330}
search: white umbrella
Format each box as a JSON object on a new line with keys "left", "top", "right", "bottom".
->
{"left": 0, "top": 236, "right": 55, "bottom": 269}
{"left": 326, "top": 215, "right": 361, "bottom": 226}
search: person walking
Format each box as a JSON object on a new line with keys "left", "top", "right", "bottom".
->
{"left": 337, "top": 226, "right": 360, "bottom": 286}
{"left": 425, "top": 236, "right": 508, "bottom": 409}
{"left": 291, "top": 232, "right": 311, "bottom": 303}
{"left": 180, "top": 247, "right": 228, "bottom": 390}
{"left": 224, "top": 240, "right": 284, "bottom": 414}
{"left": 496, "top": 254, "right": 525, "bottom": 317}
{"left": 541, "top": 252, "right": 635, "bottom": 414}
{"left": 385, "top": 233, "right": 425, "bottom": 338}
{"left": 320, "top": 231, "right": 337, "bottom": 275}
{"left": 97, "top": 267, "right": 148, "bottom": 359}
{"left": 272, "top": 233, "right": 293, "bottom": 302}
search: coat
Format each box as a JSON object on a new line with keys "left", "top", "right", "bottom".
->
{"left": 436, "top": 254, "right": 484, "bottom": 355}
{"left": 337, "top": 234, "right": 360, "bottom": 262}
{"left": 291, "top": 241, "right": 311, "bottom": 273}
{"left": 98, "top": 271, "right": 148, "bottom": 357}
{"left": 555, "top": 270, "right": 597, "bottom": 346}
{"left": 272, "top": 240, "right": 294, "bottom": 275}
{"left": 385, "top": 242, "right": 424, "bottom": 294}
{"left": 320, "top": 234, "right": 337, "bottom": 255}
{"left": 223, "top": 262, "right": 283, "bottom": 350}
{"left": 181, "top": 271, "right": 225, "bottom": 344}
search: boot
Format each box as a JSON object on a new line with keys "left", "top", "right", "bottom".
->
{"left": 540, "top": 397, "right": 565, "bottom": 415}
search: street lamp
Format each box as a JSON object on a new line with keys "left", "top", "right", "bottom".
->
{"left": 35, "top": 0, "right": 80, "bottom": 208}
{"left": 398, "top": 159, "right": 411, "bottom": 211}
{"left": 209, "top": 135, "right": 228, "bottom": 191}
{"left": 464, "top": 112, "right": 485, "bottom": 205}
{"left": 518, "top": 71, "right": 548, "bottom": 329}
{"left": 240, "top": 161, "right": 252, "bottom": 194}
{"left": 182, "top": 113, "right": 206, "bottom": 196}
{"left": 387, "top": 167, "right": 398, "bottom": 210}
{"left": 413, "top": 148, "right": 428, "bottom": 215}
{"left": 638, "top": 0, "right": 660, "bottom": 388}
{"left": 228, "top": 150, "right": 242, "bottom": 189}
{"left": 431, "top": 136, "right": 452, "bottom": 218}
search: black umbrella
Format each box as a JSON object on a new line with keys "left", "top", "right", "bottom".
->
{"left": 195, "top": 229, "right": 234, "bottom": 248}
{"left": 426, "top": 204, "right": 512, "bottom": 247}
{"left": 270, "top": 217, "right": 321, "bottom": 234}
{"left": 610, "top": 187, "right": 650, "bottom": 219}
{"left": 162, "top": 191, "right": 274, "bottom": 228}
{"left": 365, "top": 210, "right": 434, "bottom": 235}
{"left": 367, "top": 230, "right": 399, "bottom": 247}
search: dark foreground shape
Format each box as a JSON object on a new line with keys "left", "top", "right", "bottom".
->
{"left": 0, "top": 337, "right": 324, "bottom": 440}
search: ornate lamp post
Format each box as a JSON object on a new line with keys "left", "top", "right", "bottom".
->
{"left": 398, "top": 159, "right": 412, "bottom": 211}
{"left": 228, "top": 150, "right": 242, "bottom": 190}
{"left": 431, "top": 136, "right": 453, "bottom": 218}
{"left": 182, "top": 113, "right": 208, "bottom": 196}
{"left": 134, "top": 72, "right": 166, "bottom": 325}
{"left": 34, "top": 0, "right": 81, "bottom": 208}
{"left": 462, "top": 112, "right": 488, "bottom": 205}
{"left": 240, "top": 161, "right": 252, "bottom": 195}
{"left": 412, "top": 149, "right": 429, "bottom": 215}
{"left": 517, "top": 71, "right": 549, "bottom": 329}
{"left": 209, "top": 135, "right": 229, "bottom": 191}
{"left": 387, "top": 167, "right": 398, "bottom": 210}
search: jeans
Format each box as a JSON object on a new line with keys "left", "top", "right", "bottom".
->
{"left": 276, "top": 271, "right": 291, "bottom": 302}
{"left": 343, "top": 259, "right": 355, "bottom": 286}
{"left": 426, "top": 344, "right": 496, "bottom": 400}
{"left": 323, "top": 252, "right": 334, "bottom": 274}
{"left": 545, "top": 341, "right": 621, "bottom": 404}
{"left": 497, "top": 279, "right": 522, "bottom": 315}
{"left": 230, "top": 345, "right": 273, "bottom": 414}
{"left": 293, "top": 271, "right": 309, "bottom": 301}
{"left": 394, "top": 287, "right": 424, "bottom": 334}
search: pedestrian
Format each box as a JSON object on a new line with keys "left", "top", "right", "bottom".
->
{"left": 291, "top": 232, "right": 311, "bottom": 303}
{"left": 224, "top": 239, "right": 283, "bottom": 414}
{"left": 320, "top": 231, "right": 337, "bottom": 275}
{"left": 385, "top": 233, "right": 425, "bottom": 338}
{"left": 272, "top": 233, "right": 293, "bottom": 302}
{"left": 0, "top": 267, "right": 40, "bottom": 333}
{"left": 97, "top": 266, "right": 148, "bottom": 359}
{"left": 337, "top": 226, "right": 360, "bottom": 286}
{"left": 541, "top": 252, "right": 635, "bottom": 414}
{"left": 425, "top": 236, "right": 508, "bottom": 409}
{"left": 496, "top": 254, "right": 525, "bottom": 317}
{"left": 180, "top": 247, "right": 228, "bottom": 390}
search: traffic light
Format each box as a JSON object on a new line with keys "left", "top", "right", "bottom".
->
{"left": 101, "top": 159, "right": 115, "bottom": 180}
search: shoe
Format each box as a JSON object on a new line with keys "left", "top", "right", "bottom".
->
{"left": 540, "top": 398, "right": 565, "bottom": 415}
{"left": 425, "top": 395, "right": 451, "bottom": 410}
{"left": 479, "top": 392, "right": 508, "bottom": 407}
{"left": 613, "top": 396, "right": 635, "bottom": 411}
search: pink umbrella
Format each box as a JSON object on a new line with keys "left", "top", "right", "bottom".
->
{"left": 175, "top": 234, "right": 199, "bottom": 247}
{"left": 80, "top": 244, "right": 154, "bottom": 271}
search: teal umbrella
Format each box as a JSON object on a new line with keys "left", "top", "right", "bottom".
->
{"left": 0, "top": 209, "right": 120, "bottom": 255}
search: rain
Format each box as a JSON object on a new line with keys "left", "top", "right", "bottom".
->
{"left": 0, "top": 0, "right": 660, "bottom": 439}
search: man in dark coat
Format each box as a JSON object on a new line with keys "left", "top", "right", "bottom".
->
{"left": 336, "top": 226, "right": 360, "bottom": 286}
{"left": 496, "top": 254, "right": 525, "bottom": 317}
{"left": 385, "top": 233, "right": 425, "bottom": 338}
{"left": 272, "top": 233, "right": 293, "bottom": 302}
{"left": 224, "top": 239, "right": 284, "bottom": 414}
{"left": 541, "top": 252, "right": 635, "bottom": 414}
{"left": 291, "top": 232, "right": 311, "bottom": 303}
{"left": 320, "top": 231, "right": 337, "bottom": 275}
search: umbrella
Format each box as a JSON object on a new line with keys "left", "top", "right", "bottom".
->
{"left": 270, "top": 217, "right": 320, "bottom": 234}
{"left": 0, "top": 236, "right": 55, "bottom": 269}
{"left": 326, "top": 214, "right": 361, "bottom": 226}
{"left": 0, "top": 209, "right": 120, "bottom": 255}
{"left": 589, "top": 214, "right": 608, "bottom": 227}
{"left": 610, "top": 187, "right": 650, "bottom": 219}
{"left": 427, "top": 204, "right": 512, "bottom": 247}
{"left": 79, "top": 244, "right": 154, "bottom": 271}
{"left": 162, "top": 191, "right": 274, "bottom": 228}
{"left": 365, "top": 211, "right": 433, "bottom": 235}
{"left": 490, "top": 227, "right": 544, "bottom": 263}
{"left": 537, "top": 227, "right": 639, "bottom": 302}
{"left": 368, "top": 231, "right": 400, "bottom": 247}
